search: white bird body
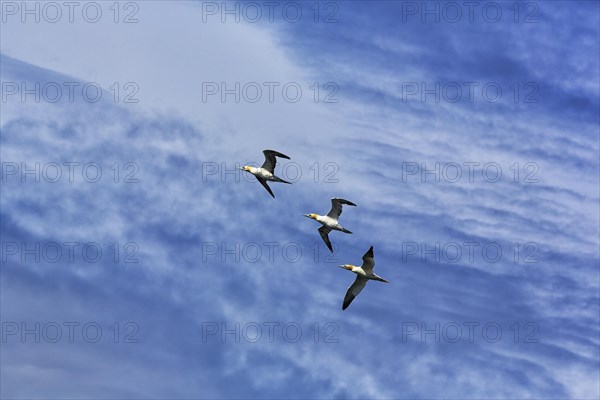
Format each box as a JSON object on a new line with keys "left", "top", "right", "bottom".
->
{"left": 314, "top": 215, "right": 344, "bottom": 230}
{"left": 346, "top": 265, "right": 385, "bottom": 281}
{"left": 245, "top": 166, "right": 276, "bottom": 181}
{"left": 347, "top": 265, "right": 367, "bottom": 277}
{"left": 338, "top": 246, "right": 389, "bottom": 310}
{"left": 304, "top": 198, "right": 356, "bottom": 252}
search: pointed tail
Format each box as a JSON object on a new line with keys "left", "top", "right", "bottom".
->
{"left": 273, "top": 175, "right": 292, "bottom": 184}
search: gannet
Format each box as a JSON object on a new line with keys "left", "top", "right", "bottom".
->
{"left": 240, "top": 150, "right": 291, "bottom": 198}
{"left": 304, "top": 197, "right": 356, "bottom": 252}
{"left": 338, "top": 246, "right": 389, "bottom": 310}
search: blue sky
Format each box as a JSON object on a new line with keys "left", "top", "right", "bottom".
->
{"left": 1, "top": 1, "right": 599, "bottom": 398}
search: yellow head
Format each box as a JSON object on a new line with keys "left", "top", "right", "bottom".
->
{"left": 303, "top": 213, "right": 318, "bottom": 219}
{"left": 337, "top": 264, "right": 355, "bottom": 271}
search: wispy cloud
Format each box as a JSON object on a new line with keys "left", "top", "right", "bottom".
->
{"left": 1, "top": 1, "right": 598, "bottom": 399}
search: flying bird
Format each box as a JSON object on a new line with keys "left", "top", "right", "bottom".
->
{"left": 304, "top": 197, "right": 356, "bottom": 252}
{"left": 240, "top": 150, "right": 291, "bottom": 198}
{"left": 338, "top": 246, "right": 389, "bottom": 310}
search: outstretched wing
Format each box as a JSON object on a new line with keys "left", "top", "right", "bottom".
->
{"left": 261, "top": 150, "right": 290, "bottom": 174}
{"left": 318, "top": 226, "right": 333, "bottom": 252}
{"left": 327, "top": 197, "right": 357, "bottom": 219}
{"left": 361, "top": 246, "right": 375, "bottom": 274}
{"left": 343, "top": 276, "right": 367, "bottom": 310}
{"left": 256, "top": 177, "right": 274, "bottom": 198}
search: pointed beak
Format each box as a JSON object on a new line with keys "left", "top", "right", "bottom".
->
{"left": 239, "top": 167, "right": 245, "bottom": 171}
{"left": 303, "top": 214, "right": 312, "bottom": 218}
{"left": 337, "top": 265, "right": 346, "bottom": 269}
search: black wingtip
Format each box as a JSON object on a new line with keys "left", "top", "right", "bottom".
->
{"left": 264, "top": 149, "right": 290, "bottom": 159}
{"left": 257, "top": 177, "right": 275, "bottom": 198}
{"left": 342, "top": 294, "right": 355, "bottom": 310}
{"left": 333, "top": 198, "right": 357, "bottom": 207}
